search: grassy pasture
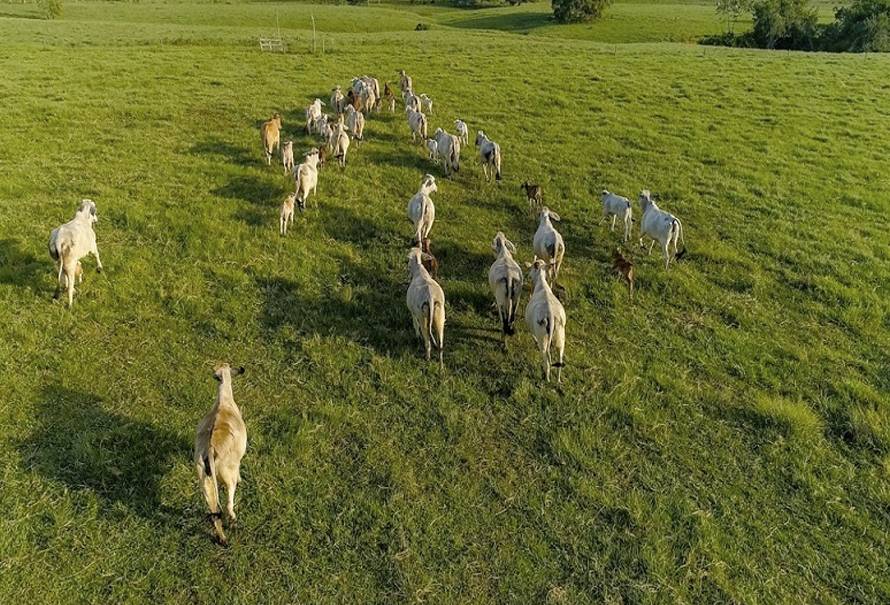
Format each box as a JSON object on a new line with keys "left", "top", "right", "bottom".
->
{"left": 1, "top": 2, "right": 889, "bottom": 603}
{"left": 0, "top": 0, "right": 730, "bottom": 44}
{"left": 413, "top": 1, "right": 730, "bottom": 43}
{"left": 0, "top": 0, "right": 843, "bottom": 46}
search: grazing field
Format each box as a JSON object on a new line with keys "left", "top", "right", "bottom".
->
{"left": 1, "top": 1, "right": 889, "bottom": 603}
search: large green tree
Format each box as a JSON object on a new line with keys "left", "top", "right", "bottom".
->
{"left": 751, "top": 0, "right": 818, "bottom": 49}
{"left": 552, "top": 0, "right": 612, "bottom": 23}
{"left": 824, "top": 0, "right": 890, "bottom": 51}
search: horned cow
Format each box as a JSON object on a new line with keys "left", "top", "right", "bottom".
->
{"left": 48, "top": 199, "right": 103, "bottom": 308}
{"left": 194, "top": 364, "right": 248, "bottom": 546}
{"left": 260, "top": 113, "right": 282, "bottom": 165}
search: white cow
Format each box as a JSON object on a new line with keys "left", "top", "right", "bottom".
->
{"left": 425, "top": 138, "right": 439, "bottom": 163}
{"left": 330, "top": 121, "right": 350, "bottom": 168}
{"left": 360, "top": 75, "right": 380, "bottom": 111}
{"left": 488, "top": 231, "right": 522, "bottom": 345}
{"left": 293, "top": 148, "right": 320, "bottom": 209}
{"left": 398, "top": 69, "right": 413, "bottom": 94}
{"left": 330, "top": 86, "right": 345, "bottom": 115}
{"left": 601, "top": 190, "right": 633, "bottom": 243}
{"left": 48, "top": 199, "right": 103, "bottom": 307}
{"left": 280, "top": 193, "right": 296, "bottom": 236}
{"left": 305, "top": 98, "right": 325, "bottom": 134}
{"left": 454, "top": 119, "right": 469, "bottom": 146}
{"left": 403, "top": 89, "right": 421, "bottom": 113}
{"left": 407, "top": 174, "right": 438, "bottom": 244}
{"left": 346, "top": 106, "right": 365, "bottom": 141}
{"left": 406, "top": 247, "right": 445, "bottom": 366}
{"left": 406, "top": 108, "right": 427, "bottom": 143}
{"left": 419, "top": 93, "right": 433, "bottom": 115}
{"left": 281, "top": 140, "right": 294, "bottom": 175}
{"left": 525, "top": 259, "right": 566, "bottom": 383}
{"left": 532, "top": 207, "right": 565, "bottom": 285}
{"left": 433, "top": 128, "right": 461, "bottom": 176}
{"left": 475, "top": 130, "right": 502, "bottom": 182}
{"left": 638, "top": 190, "right": 684, "bottom": 269}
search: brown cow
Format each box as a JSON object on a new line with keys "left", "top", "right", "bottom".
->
{"left": 260, "top": 113, "right": 282, "bottom": 165}
{"left": 421, "top": 238, "right": 439, "bottom": 279}
{"left": 194, "top": 364, "right": 248, "bottom": 545}
{"left": 612, "top": 248, "right": 634, "bottom": 300}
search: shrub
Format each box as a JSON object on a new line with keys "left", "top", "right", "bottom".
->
{"left": 42, "top": 0, "right": 62, "bottom": 20}
{"left": 700, "top": 31, "right": 755, "bottom": 46}
{"left": 552, "top": 0, "right": 612, "bottom": 23}
{"left": 446, "top": 0, "right": 534, "bottom": 5}
{"left": 715, "top": 0, "right": 754, "bottom": 33}
{"left": 824, "top": 0, "right": 890, "bottom": 51}
{"left": 751, "top": 0, "right": 818, "bottom": 49}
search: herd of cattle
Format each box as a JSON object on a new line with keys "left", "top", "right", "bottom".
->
{"left": 254, "top": 69, "right": 686, "bottom": 377}
{"left": 43, "top": 69, "right": 688, "bottom": 543}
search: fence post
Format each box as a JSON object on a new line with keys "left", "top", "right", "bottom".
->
{"left": 311, "top": 14, "right": 317, "bottom": 54}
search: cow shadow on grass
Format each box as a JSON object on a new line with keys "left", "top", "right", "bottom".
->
{"left": 319, "top": 203, "right": 404, "bottom": 249}
{"left": 212, "top": 174, "right": 290, "bottom": 207}
{"left": 0, "top": 9, "right": 43, "bottom": 19}
{"left": 234, "top": 206, "right": 270, "bottom": 228}
{"left": 0, "top": 238, "right": 44, "bottom": 289}
{"left": 17, "top": 386, "right": 189, "bottom": 520}
{"left": 446, "top": 11, "right": 553, "bottom": 34}
{"left": 448, "top": 322, "right": 502, "bottom": 345}
{"left": 426, "top": 237, "right": 492, "bottom": 278}
{"left": 281, "top": 108, "right": 310, "bottom": 132}
{"left": 189, "top": 139, "right": 257, "bottom": 167}
{"left": 256, "top": 203, "right": 453, "bottom": 356}
{"left": 256, "top": 204, "right": 518, "bottom": 364}
{"left": 366, "top": 129, "right": 404, "bottom": 146}
{"left": 255, "top": 260, "right": 408, "bottom": 356}
{"left": 366, "top": 147, "right": 431, "bottom": 174}
{"left": 567, "top": 217, "right": 623, "bottom": 262}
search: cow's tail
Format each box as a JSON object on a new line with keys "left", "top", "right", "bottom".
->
{"left": 511, "top": 278, "right": 521, "bottom": 328}
{"left": 420, "top": 300, "right": 436, "bottom": 350}
{"left": 429, "top": 301, "right": 441, "bottom": 349}
{"left": 494, "top": 144, "right": 502, "bottom": 181}
{"left": 538, "top": 316, "right": 552, "bottom": 366}
{"left": 294, "top": 170, "right": 307, "bottom": 210}
{"left": 200, "top": 447, "right": 227, "bottom": 544}
{"left": 503, "top": 277, "right": 517, "bottom": 335}
{"left": 48, "top": 234, "right": 60, "bottom": 262}
{"left": 414, "top": 219, "right": 424, "bottom": 246}
{"left": 415, "top": 197, "right": 427, "bottom": 243}
{"left": 550, "top": 314, "right": 565, "bottom": 368}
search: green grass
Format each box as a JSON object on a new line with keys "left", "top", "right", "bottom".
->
{"left": 413, "top": 1, "right": 728, "bottom": 43}
{"left": 1, "top": 1, "right": 890, "bottom": 603}
{"left": 409, "top": 0, "right": 840, "bottom": 44}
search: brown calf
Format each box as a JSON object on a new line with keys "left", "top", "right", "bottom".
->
{"left": 421, "top": 238, "right": 439, "bottom": 279}
{"left": 612, "top": 248, "right": 634, "bottom": 300}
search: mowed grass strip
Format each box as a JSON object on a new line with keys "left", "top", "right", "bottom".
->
{"left": 0, "top": 4, "right": 889, "bottom": 603}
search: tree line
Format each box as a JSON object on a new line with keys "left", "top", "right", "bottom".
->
{"left": 708, "top": 0, "right": 890, "bottom": 52}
